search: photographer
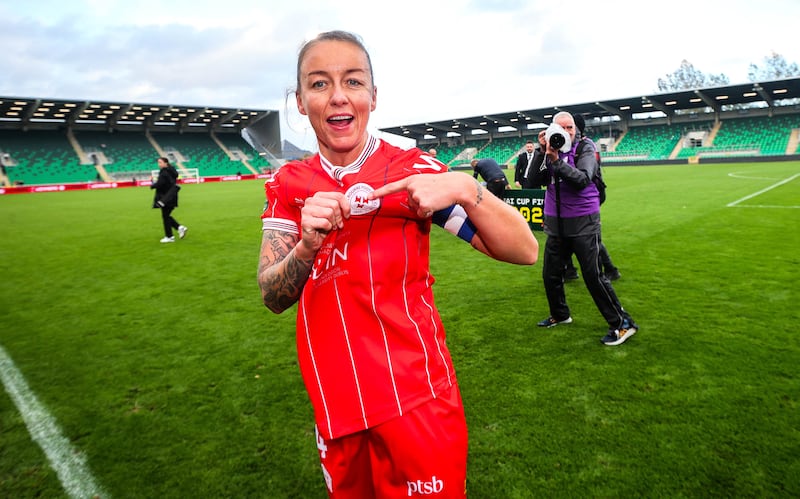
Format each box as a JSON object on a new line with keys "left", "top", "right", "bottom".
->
{"left": 563, "top": 114, "right": 621, "bottom": 282}
{"left": 526, "top": 112, "right": 637, "bottom": 346}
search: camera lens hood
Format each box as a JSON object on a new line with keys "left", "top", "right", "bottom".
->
{"left": 545, "top": 123, "right": 572, "bottom": 152}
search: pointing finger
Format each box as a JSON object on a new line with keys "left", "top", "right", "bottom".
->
{"left": 369, "top": 178, "right": 409, "bottom": 200}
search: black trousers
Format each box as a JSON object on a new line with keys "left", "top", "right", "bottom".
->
{"left": 542, "top": 232, "right": 631, "bottom": 328}
{"left": 161, "top": 206, "right": 181, "bottom": 238}
{"left": 565, "top": 241, "right": 617, "bottom": 274}
{"left": 487, "top": 179, "right": 507, "bottom": 198}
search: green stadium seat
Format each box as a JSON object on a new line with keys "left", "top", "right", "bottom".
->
{"left": 151, "top": 132, "right": 244, "bottom": 177}
{"left": 676, "top": 115, "right": 800, "bottom": 158}
{"left": 0, "top": 130, "right": 96, "bottom": 185}
{"left": 215, "top": 133, "right": 273, "bottom": 172}
{"left": 73, "top": 130, "right": 157, "bottom": 178}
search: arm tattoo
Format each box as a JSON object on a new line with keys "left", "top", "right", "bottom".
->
{"left": 458, "top": 179, "right": 484, "bottom": 209}
{"left": 258, "top": 230, "right": 315, "bottom": 313}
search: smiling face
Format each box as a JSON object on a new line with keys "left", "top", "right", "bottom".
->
{"left": 296, "top": 39, "right": 377, "bottom": 166}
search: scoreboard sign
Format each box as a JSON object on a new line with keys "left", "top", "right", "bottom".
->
{"left": 502, "top": 189, "right": 545, "bottom": 231}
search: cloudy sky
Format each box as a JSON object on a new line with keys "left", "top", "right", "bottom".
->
{"left": 2, "top": 0, "right": 799, "bottom": 150}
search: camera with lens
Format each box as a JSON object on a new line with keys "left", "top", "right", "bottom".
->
{"left": 544, "top": 123, "right": 571, "bottom": 152}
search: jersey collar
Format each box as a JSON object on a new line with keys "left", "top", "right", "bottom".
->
{"left": 319, "top": 134, "right": 380, "bottom": 183}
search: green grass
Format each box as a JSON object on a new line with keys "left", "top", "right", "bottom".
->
{"left": 1, "top": 162, "right": 799, "bottom": 498}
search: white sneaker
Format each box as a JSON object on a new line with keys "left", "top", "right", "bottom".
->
{"left": 178, "top": 225, "right": 188, "bottom": 239}
{"left": 160, "top": 236, "right": 175, "bottom": 243}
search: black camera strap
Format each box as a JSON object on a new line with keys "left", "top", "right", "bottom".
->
{"left": 554, "top": 167, "right": 564, "bottom": 239}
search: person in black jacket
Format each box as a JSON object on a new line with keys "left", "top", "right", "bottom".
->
{"left": 151, "top": 157, "right": 187, "bottom": 243}
{"left": 514, "top": 140, "right": 537, "bottom": 188}
{"left": 470, "top": 158, "right": 509, "bottom": 198}
{"left": 562, "top": 114, "right": 620, "bottom": 282}
{"left": 527, "top": 111, "right": 636, "bottom": 346}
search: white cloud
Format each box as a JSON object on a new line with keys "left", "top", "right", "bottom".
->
{"left": 1, "top": 0, "right": 799, "bottom": 151}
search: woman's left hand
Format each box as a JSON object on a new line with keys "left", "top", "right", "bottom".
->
{"left": 370, "top": 172, "right": 469, "bottom": 217}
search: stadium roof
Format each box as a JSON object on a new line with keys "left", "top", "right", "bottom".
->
{"left": 0, "top": 96, "right": 275, "bottom": 132}
{"left": 379, "top": 77, "right": 800, "bottom": 142}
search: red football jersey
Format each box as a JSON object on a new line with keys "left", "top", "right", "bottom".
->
{"left": 262, "top": 136, "right": 459, "bottom": 439}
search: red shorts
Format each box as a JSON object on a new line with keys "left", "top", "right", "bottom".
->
{"left": 315, "top": 383, "right": 468, "bottom": 498}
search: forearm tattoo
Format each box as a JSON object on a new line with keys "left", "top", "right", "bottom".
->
{"left": 258, "top": 230, "right": 315, "bottom": 313}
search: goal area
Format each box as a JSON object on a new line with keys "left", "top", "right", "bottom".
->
{"left": 150, "top": 168, "right": 200, "bottom": 183}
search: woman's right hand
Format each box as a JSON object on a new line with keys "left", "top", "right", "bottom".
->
{"left": 297, "top": 192, "right": 351, "bottom": 254}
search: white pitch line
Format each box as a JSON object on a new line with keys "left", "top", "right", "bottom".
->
{"left": 727, "top": 172, "right": 781, "bottom": 181}
{"left": 0, "top": 345, "right": 108, "bottom": 499}
{"left": 729, "top": 204, "right": 800, "bottom": 209}
{"left": 727, "top": 172, "right": 800, "bottom": 207}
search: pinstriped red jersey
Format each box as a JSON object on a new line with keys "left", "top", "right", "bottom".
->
{"left": 261, "top": 136, "right": 458, "bottom": 439}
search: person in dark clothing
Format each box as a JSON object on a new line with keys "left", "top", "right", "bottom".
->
{"left": 563, "top": 115, "right": 620, "bottom": 282}
{"left": 514, "top": 140, "right": 537, "bottom": 188}
{"left": 470, "top": 158, "right": 509, "bottom": 198}
{"left": 564, "top": 244, "right": 619, "bottom": 281}
{"left": 151, "top": 157, "right": 187, "bottom": 243}
{"left": 527, "top": 111, "right": 637, "bottom": 346}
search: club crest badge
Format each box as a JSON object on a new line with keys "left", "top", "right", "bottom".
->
{"left": 345, "top": 182, "right": 380, "bottom": 215}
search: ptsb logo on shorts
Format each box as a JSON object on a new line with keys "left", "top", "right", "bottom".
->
{"left": 407, "top": 475, "right": 444, "bottom": 496}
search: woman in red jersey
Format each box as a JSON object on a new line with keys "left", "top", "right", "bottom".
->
{"left": 257, "top": 30, "right": 538, "bottom": 498}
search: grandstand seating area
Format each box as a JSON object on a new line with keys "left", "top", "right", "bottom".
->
{"left": 433, "top": 135, "right": 538, "bottom": 168}
{"left": 0, "top": 129, "right": 271, "bottom": 186}
{"left": 676, "top": 115, "right": 800, "bottom": 158}
{"left": 151, "top": 132, "right": 236, "bottom": 177}
{"left": 2, "top": 113, "right": 800, "bottom": 186}
{"left": 0, "top": 130, "right": 97, "bottom": 185}
{"left": 482, "top": 136, "right": 531, "bottom": 165}
{"left": 215, "top": 133, "right": 273, "bottom": 172}
{"left": 601, "top": 123, "right": 694, "bottom": 161}
{"left": 430, "top": 142, "right": 464, "bottom": 165}
{"left": 74, "top": 130, "right": 155, "bottom": 179}
{"left": 423, "top": 113, "right": 800, "bottom": 168}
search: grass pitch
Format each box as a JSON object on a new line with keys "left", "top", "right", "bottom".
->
{"left": 1, "top": 161, "right": 799, "bottom": 497}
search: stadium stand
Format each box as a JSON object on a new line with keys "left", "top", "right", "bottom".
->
{"left": 602, "top": 123, "right": 692, "bottom": 162}
{"left": 482, "top": 136, "right": 533, "bottom": 166}
{"left": 73, "top": 130, "right": 156, "bottom": 180}
{"left": 5, "top": 111, "right": 800, "bottom": 188}
{"left": 0, "top": 130, "right": 97, "bottom": 185}
{"left": 676, "top": 115, "right": 800, "bottom": 159}
{"left": 422, "top": 136, "right": 531, "bottom": 169}
{"left": 0, "top": 98, "right": 286, "bottom": 188}
{"left": 0, "top": 127, "right": 278, "bottom": 186}
{"left": 149, "top": 132, "right": 241, "bottom": 177}
{"left": 412, "top": 112, "right": 800, "bottom": 168}
{"left": 214, "top": 133, "right": 273, "bottom": 173}
{"left": 392, "top": 78, "right": 800, "bottom": 168}
{"left": 3, "top": 78, "right": 800, "bottom": 188}
{"left": 425, "top": 142, "right": 462, "bottom": 165}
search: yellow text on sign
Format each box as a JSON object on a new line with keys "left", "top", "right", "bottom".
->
{"left": 502, "top": 189, "right": 545, "bottom": 232}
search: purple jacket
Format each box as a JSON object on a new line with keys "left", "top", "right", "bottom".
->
{"left": 544, "top": 145, "right": 599, "bottom": 218}
{"left": 527, "top": 136, "right": 601, "bottom": 236}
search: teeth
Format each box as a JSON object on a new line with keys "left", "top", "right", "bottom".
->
{"left": 329, "top": 116, "right": 350, "bottom": 121}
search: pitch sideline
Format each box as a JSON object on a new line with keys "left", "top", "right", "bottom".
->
{"left": 726, "top": 172, "right": 800, "bottom": 208}
{"left": 0, "top": 344, "right": 107, "bottom": 498}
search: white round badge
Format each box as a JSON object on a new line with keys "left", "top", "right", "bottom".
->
{"left": 345, "top": 182, "right": 380, "bottom": 215}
